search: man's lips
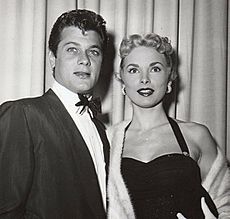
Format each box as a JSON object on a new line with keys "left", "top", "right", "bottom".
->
{"left": 74, "top": 71, "right": 90, "bottom": 79}
{"left": 137, "top": 88, "right": 154, "bottom": 97}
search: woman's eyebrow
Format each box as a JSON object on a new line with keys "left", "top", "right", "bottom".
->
{"left": 126, "top": 64, "right": 139, "bottom": 68}
{"left": 149, "top": 62, "right": 164, "bottom": 67}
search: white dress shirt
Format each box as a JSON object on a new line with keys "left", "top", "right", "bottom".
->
{"left": 51, "top": 80, "right": 106, "bottom": 209}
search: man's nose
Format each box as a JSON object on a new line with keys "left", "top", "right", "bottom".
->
{"left": 77, "top": 52, "right": 90, "bottom": 66}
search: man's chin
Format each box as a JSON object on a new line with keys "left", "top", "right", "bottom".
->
{"left": 73, "top": 87, "right": 94, "bottom": 95}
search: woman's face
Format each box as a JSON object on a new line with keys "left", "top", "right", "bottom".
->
{"left": 121, "top": 46, "right": 171, "bottom": 108}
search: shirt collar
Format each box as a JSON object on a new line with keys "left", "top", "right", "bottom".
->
{"left": 51, "top": 80, "right": 80, "bottom": 108}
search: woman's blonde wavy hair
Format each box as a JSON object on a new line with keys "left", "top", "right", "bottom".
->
{"left": 119, "top": 33, "right": 177, "bottom": 81}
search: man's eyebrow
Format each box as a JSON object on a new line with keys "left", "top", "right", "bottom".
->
{"left": 63, "top": 42, "right": 102, "bottom": 49}
{"left": 88, "top": 45, "right": 102, "bottom": 50}
{"left": 63, "top": 42, "right": 80, "bottom": 47}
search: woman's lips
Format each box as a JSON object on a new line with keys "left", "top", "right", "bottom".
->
{"left": 74, "top": 71, "right": 90, "bottom": 79}
{"left": 137, "top": 88, "right": 154, "bottom": 97}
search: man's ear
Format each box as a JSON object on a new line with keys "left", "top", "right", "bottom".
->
{"left": 114, "top": 72, "right": 123, "bottom": 82}
{"left": 48, "top": 50, "right": 56, "bottom": 69}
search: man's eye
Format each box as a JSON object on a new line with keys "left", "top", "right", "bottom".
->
{"left": 128, "top": 68, "right": 139, "bottom": 74}
{"left": 67, "top": 47, "right": 78, "bottom": 53}
{"left": 88, "top": 49, "right": 101, "bottom": 56}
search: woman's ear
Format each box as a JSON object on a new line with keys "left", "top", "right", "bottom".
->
{"left": 166, "top": 81, "right": 172, "bottom": 94}
{"left": 48, "top": 50, "right": 56, "bottom": 70}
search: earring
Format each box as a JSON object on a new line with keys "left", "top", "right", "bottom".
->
{"left": 121, "top": 85, "right": 126, "bottom": 95}
{"left": 166, "top": 82, "right": 172, "bottom": 94}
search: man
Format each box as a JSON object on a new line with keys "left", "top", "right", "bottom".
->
{"left": 0, "top": 9, "right": 109, "bottom": 219}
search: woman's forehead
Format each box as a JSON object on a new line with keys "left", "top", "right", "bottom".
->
{"left": 123, "top": 46, "right": 167, "bottom": 66}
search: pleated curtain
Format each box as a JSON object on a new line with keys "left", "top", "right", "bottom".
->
{"left": 0, "top": 0, "right": 229, "bottom": 160}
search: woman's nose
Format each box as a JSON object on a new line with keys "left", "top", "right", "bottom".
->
{"left": 77, "top": 52, "right": 90, "bottom": 66}
{"left": 140, "top": 74, "right": 150, "bottom": 84}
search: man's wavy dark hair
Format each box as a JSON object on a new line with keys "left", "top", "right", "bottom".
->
{"left": 48, "top": 9, "right": 108, "bottom": 57}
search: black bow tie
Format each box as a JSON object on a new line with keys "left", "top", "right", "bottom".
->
{"left": 75, "top": 94, "right": 101, "bottom": 117}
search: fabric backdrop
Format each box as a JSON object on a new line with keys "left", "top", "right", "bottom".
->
{"left": 0, "top": 0, "right": 229, "bottom": 160}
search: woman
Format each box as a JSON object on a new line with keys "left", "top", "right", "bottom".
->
{"left": 107, "top": 33, "right": 230, "bottom": 219}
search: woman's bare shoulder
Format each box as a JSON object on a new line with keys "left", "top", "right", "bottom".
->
{"left": 175, "top": 119, "right": 218, "bottom": 178}
{"left": 176, "top": 119, "right": 210, "bottom": 139}
{"left": 175, "top": 119, "right": 217, "bottom": 150}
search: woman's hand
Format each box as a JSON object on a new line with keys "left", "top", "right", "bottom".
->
{"left": 200, "top": 197, "right": 217, "bottom": 219}
{"left": 176, "top": 197, "right": 217, "bottom": 219}
{"left": 176, "top": 213, "right": 187, "bottom": 219}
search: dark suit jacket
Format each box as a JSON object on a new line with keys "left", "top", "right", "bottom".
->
{"left": 0, "top": 89, "right": 110, "bottom": 219}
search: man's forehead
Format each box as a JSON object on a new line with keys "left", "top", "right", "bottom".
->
{"left": 56, "top": 27, "right": 103, "bottom": 52}
{"left": 61, "top": 26, "right": 102, "bottom": 42}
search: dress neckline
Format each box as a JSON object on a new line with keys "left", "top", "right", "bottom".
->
{"left": 122, "top": 152, "right": 193, "bottom": 165}
{"left": 122, "top": 117, "right": 191, "bottom": 163}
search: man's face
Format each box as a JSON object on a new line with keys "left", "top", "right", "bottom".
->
{"left": 49, "top": 26, "right": 103, "bottom": 94}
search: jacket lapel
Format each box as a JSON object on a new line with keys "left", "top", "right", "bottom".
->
{"left": 44, "top": 89, "right": 106, "bottom": 218}
{"left": 91, "top": 117, "right": 110, "bottom": 177}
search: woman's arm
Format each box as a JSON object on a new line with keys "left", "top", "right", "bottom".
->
{"left": 181, "top": 122, "right": 230, "bottom": 218}
{"left": 177, "top": 198, "right": 217, "bottom": 219}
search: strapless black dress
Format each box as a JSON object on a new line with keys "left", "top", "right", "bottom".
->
{"left": 121, "top": 117, "right": 218, "bottom": 219}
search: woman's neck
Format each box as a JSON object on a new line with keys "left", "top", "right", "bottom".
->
{"left": 130, "top": 104, "right": 168, "bottom": 131}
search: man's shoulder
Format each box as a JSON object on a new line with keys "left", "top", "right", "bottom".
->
{"left": 0, "top": 89, "right": 56, "bottom": 112}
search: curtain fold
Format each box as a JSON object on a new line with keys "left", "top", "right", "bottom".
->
{"left": 45, "top": 0, "right": 77, "bottom": 90}
{"left": 0, "top": 0, "right": 229, "bottom": 159}
{"left": 227, "top": 0, "right": 230, "bottom": 159}
{"left": 0, "top": 0, "right": 46, "bottom": 103}
{"left": 189, "top": 0, "right": 228, "bottom": 153}
{"left": 177, "top": 0, "right": 195, "bottom": 120}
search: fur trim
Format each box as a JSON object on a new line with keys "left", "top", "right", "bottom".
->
{"left": 107, "top": 121, "right": 230, "bottom": 219}
{"left": 202, "top": 147, "right": 230, "bottom": 218}
{"left": 107, "top": 121, "right": 135, "bottom": 219}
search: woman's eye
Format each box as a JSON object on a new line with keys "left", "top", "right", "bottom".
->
{"left": 151, "top": 66, "right": 161, "bottom": 72}
{"left": 128, "top": 68, "right": 139, "bottom": 74}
